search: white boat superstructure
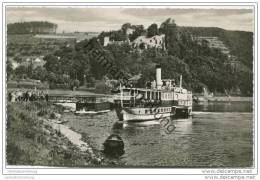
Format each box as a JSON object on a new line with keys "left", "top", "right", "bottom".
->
{"left": 114, "top": 65, "right": 193, "bottom": 122}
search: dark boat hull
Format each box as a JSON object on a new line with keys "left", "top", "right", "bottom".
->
{"left": 103, "top": 134, "right": 124, "bottom": 157}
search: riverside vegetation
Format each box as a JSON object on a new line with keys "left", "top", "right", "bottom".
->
{"left": 7, "top": 101, "right": 123, "bottom": 167}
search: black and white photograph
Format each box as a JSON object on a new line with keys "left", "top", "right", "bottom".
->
{"left": 0, "top": 0, "right": 258, "bottom": 179}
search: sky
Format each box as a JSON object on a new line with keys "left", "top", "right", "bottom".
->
{"left": 6, "top": 7, "right": 254, "bottom": 33}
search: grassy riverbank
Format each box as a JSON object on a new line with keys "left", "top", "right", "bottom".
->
{"left": 6, "top": 101, "right": 119, "bottom": 167}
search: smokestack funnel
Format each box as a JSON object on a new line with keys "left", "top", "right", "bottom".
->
{"left": 180, "top": 75, "right": 182, "bottom": 88}
{"left": 156, "top": 65, "right": 162, "bottom": 89}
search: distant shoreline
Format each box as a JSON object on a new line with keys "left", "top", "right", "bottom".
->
{"left": 194, "top": 96, "right": 252, "bottom": 102}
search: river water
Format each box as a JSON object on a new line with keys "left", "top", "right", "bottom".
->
{"left": 63, "top": 101, "right": 253, "bottom": 167}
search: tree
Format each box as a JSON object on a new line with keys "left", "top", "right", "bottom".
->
{"left": 62, "top": 74, "right": 70, "bottom": 84}
{"left": 71, "top": 79, "right": 80, "bottom": 90}
{"left": 121, "top": 23, "right": 131, "bottom": 33}
{"left": 48, "top": 72, "right": 57, "bottom": 83}
{"left": 43, "top": 54, "right": 60, "bottom": 73}
{"left": 129, "top": 25, "right": 146, "bottom": 41}
{"left": 147, "top": 23, "right": 159, "bottom": 38}
{"left": 14, "top": 56, "right": 23, "bottom": 63}
{"left": 31, "top": 66, "right": 48, "bottom": 81}
{"left": 14, "top": 65, "right": 28, "bottom": 79}
{"left": 159, "top": 18, "right": 180, "bottom": 56}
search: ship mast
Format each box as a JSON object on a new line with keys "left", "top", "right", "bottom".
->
{"left": 133, "top": 89, "right": 136, "bottom": 107}
{"left": 120, "top": 83, "right": 123, "bottom": 107}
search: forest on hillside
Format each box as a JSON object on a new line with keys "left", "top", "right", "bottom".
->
{"left": 179, "top": 26, "right": 253, "bottom": 69}
{"left": 7, "top": 21, "right": 57, "bottom": 34}
{"left": 8, "top": 18, "right": 253, "bottom": 95}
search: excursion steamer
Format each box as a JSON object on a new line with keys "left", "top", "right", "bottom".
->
{"left": 114, "top": 65, "right": 193, "bottom": 122}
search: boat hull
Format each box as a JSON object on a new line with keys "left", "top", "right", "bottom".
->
{"left": 115, "top": 107, "right": 192, "bottom": 122}
{"left": 75, "top": 110, "right": 110, "bottom": 115}
{"left": 103, "top": 134, "right": 124, "bottom": 157}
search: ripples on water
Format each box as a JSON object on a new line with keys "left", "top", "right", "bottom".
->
{"left": 64, "top": 101, "right": 253, "bottom": 167}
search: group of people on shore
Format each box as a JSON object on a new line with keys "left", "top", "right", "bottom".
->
{"left": 8, "top": 89, "right": 49, "bottom": 102}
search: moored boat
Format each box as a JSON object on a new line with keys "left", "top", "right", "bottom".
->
{"left": 75, "top": 97, "right": 111, "bottom": 115}
{"left": 102, "top": 134, "right": 124, "bottom": 157}
{"left": 75, "top": 109, "right": 110, "bottom": 115}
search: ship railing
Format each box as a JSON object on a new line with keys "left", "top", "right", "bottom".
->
{"left": 178, "top": 100, "right": 193, "bottom": 106}
{"left": 113, "top": 95, "right": 133, "bottom": 101}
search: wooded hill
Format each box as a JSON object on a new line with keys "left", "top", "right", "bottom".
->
{"left": 7, "top": 21, "right": 57, "bottom": 34}
{"left": 8, "top": 19, "right": 253, "bottom": 95}
{"left": 179, "top": 26, "right": 253, "bottom": 69}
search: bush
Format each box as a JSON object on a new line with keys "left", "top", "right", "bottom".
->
{"left": 70, "top": 79, "right": 80, "bottom": 90}
{"left": 37, "top": 109, "right": 49, "bottom": 116}
{"left": 6, "top": 141, "right": 24, "bottom": 164}
{"left": 95, "top": 81, "right": 111, "bottom": 94}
